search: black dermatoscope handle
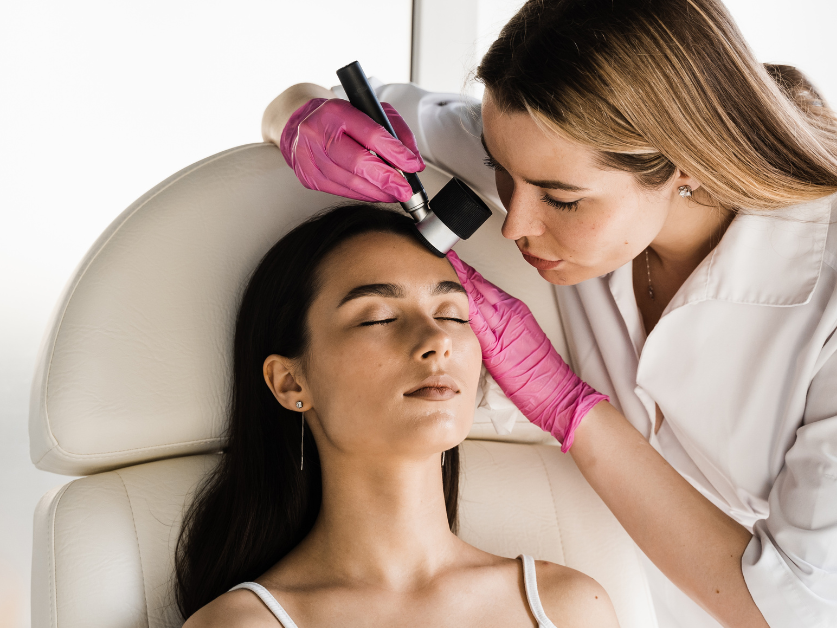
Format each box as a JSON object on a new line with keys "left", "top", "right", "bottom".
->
{"left": 336, "top": 61, "right": 430, "bottom": 221}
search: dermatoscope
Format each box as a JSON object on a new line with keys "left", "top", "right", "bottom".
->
{"left": 337, "top": 61, "right": 491, "bottom": 256}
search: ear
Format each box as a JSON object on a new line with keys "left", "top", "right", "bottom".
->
{"left": 673, "top": 169, "right": 703, "bottom": 194}
{"left": 263, "top": 354, "right": 309, "bottom": 412}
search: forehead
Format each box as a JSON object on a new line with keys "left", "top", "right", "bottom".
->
{"left": 315, "top": 231, "right": 460, "bottom": 297}
{"left": 481, "top": 95, "right": 599, "bottom": 175}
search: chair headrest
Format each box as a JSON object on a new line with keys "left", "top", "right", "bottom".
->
{"left": 30, "top": 144, "right": 564, "bottom": 475}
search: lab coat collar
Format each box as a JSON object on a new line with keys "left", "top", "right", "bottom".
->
{"left": 663, "top": 194, "right": 834, "bottom": 313}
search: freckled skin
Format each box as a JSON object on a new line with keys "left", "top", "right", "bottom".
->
{"left": 482, "top": 94, "right": 702, "bottom": 286}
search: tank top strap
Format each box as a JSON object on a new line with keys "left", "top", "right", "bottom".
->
{"left": 518, "top": 555, "right": 558, "bottom": 628}
{"left": 228, "top": 582, "right": 300, "bottom": 628}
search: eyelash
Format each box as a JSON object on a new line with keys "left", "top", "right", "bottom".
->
{"left": 485, "top": 155, "right": 580, "bottom": 212}
{"left": 540, "top": 194, "right": 579, "bottom": 212}
{"left": 483, "top": 155, "right": 505, "bottom": 172}
{"left": 360, "top": 317, "right": 470, "bottom": 327}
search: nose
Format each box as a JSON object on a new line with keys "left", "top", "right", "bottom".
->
{"left": 500, "top": 186, "right": 546, "bottom": 241}
{"left": 410, "top": 316, "right": 453, "bottom": 362}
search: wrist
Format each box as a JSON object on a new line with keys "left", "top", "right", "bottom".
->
{"left": 262, "top": 83, "right": 335, "bottom": 145}
{"left": 559, "top": 389, "right": 610, "bottom": 453}
{"left": 568, "top": 401, "right": 648, "bottom": 463}
{"left": 278, "top": 98, "right": 328, "bottom": 168}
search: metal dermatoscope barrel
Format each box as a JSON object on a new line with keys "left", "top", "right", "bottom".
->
{"left": 336, "top": 61, "right": 491, "bottom": 256}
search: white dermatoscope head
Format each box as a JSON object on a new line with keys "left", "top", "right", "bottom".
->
{"left": 409, "top": 178, "right": 492, "bottom": 257}
{"left": 337, "top": 61, "right": 492, "bottom": 256}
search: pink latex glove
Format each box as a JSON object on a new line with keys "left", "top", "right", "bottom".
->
{"left": 446, "top": 251, "right": 609, "bottom": 452}
{"left": 280, "top": 98, "right": 425, "bottom": 203}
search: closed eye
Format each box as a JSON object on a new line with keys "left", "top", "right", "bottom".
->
{"left": 361, "top": 317, "right": 470, "bottom": 327}
{"left": 359, "top": 318, "right": 397, "bottom": 326}
{"left": 540, "top": 194, "right": 580, "bottom": 211}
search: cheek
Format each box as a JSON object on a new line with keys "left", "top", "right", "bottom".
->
{"left": 548, "top": 194, "right": 658, "bottom": 259}
{"left": 463, "top": 332, "right": 482, "bottom": 383}
{"left": 451, "top": 328, "right": 483, "bottom": 410}
{"left": 304, "top": 336, "right": 400, "bottom": 441}
{"left": 536, "top": 195, "right": 664, "bottom": 283}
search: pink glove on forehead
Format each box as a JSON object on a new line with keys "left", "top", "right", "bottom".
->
{"left": 280, "top": 98, "right": 425, "bottom": 203}
{"left": 446, "top": 251, "right": 609, "bottom": 452}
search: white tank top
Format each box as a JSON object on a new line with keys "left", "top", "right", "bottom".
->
{"left": 229, "top": 554, "right": 557, "bottom": 628}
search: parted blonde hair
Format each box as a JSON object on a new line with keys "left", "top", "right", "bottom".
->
{"left": 476, "top": 0, "right": 837, "bottom": 211}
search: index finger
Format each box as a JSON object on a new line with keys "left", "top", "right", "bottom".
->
{"left": 334, "top": 100, "right": 424, "bottom": 172}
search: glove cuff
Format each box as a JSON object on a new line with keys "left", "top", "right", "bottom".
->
{"left": 559, "top": 389, "right": 610, "bottom": 453}
{"left": 279, "top": 98, "right": 328, "bottom": 169}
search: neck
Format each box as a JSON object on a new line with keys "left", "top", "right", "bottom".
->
{"left": 290, "top": 450, "right": 459, "bottom": 590}
{"left": 649, "top": 190, "right": 734, "bottom": 275}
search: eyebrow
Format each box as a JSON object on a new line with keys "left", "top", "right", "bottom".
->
{"left": 337, "top": 281, "right": 466, "bottom": 307}
{"left": 480, "top": 133, "right": 590, "bottom": 193}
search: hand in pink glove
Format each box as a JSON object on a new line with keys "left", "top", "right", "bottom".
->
{"left": 280, "top": 98, "right": 425, "bottom": 203}
{"left": 446, "top": 251, "right": 609, "bottom": 452}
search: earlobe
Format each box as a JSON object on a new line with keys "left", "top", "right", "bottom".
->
{"left": 675, "top": 169, "right": 702, "bottom": 194}
{"left": 263, "top": 354, "right": 307, "bottom": 411}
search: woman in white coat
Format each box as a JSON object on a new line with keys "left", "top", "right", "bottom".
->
{"left": 264, "top": 1, "right": 837, "bottom": 626}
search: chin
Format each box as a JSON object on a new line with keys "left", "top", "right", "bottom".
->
{"left": 537, "top": 267, "right": 582, "bottom": 286}
{"left": 405, "top": 406, "right": 472, "bottom": 443}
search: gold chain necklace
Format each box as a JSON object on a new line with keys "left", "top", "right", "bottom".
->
{"left": 645, "top": 248, "right": 655, "bottom": 301}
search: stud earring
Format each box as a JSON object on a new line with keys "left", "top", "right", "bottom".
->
{"left": 678, "top": 185, "right": 693, "bottom": 198}
{"left": 296, "top": 401, "right": 303, "bottom": 409}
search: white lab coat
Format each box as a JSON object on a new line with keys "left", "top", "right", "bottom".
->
{"left": 370, "top": 82, "right": 837, "bottom": 627}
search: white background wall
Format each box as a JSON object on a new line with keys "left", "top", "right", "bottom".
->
{"left": 0, "top": 3, "right": 412, "bottom": 626}
{"left": 1, "top": 1, "right": 834, "bottom": 627}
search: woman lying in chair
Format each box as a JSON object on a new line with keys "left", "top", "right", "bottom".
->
{"left": 176, "top": 204, "right": 618, "bottom": 627}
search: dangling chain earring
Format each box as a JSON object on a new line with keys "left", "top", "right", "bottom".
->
{"left": 296, "top": 401, "right": 304, "bottom": 471}
{"left": 441, "top": 450, "right": 446, "bottom": 467}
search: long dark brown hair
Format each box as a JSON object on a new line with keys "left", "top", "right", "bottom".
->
{"left": 174, "top": 204, "right": 460, "bottom": 619}
{"left": 477, "top": 0, "right": 837, "bottom": 210}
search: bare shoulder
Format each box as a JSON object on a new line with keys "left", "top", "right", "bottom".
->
{"left": 182, "top": 588, "right": 276, "bottom": 628}
{"left": 533, "top": 561, "right": 620, "bottom": 628}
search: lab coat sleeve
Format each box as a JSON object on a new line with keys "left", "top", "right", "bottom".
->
{"left": 373, "top": 83, "right": 501, "bottom": 207}
{"left": 741, "top": 331, "right": 837, "bottom": 626}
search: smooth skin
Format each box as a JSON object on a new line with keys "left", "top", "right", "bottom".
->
{"left": 184, "top": 232, "right": 618, "bottom": 628}
{"left": 263, "top": 84, "right": 768, "bottom": 628}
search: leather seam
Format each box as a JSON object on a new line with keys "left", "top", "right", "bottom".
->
{"left": 534, "top": 447, "right": 567, "bottom": 565}
{"left": 36, "top": 437, "right": 222, "bottom": 461}
{"left": 47, "top": 482, "right": 73, "bottom": 628}
{"left": 114, "top": 470, "right": 150, "bottom": 626}
{"left": 38, "top": 143, "right": 265, "bottom": 462}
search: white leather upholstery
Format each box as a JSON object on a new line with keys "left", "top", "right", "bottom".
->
{"left": 33, "top": 443, "right": 655, "bottom": 628}
{"left": 30, "top": 143, "right": 655, "bottom": 627}
{"left": 33, "top": 455, "right": 218, "bottom": 628}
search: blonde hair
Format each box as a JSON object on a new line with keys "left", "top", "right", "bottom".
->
{"left": 476, "top": 0, "right": 837, "bottom": 210}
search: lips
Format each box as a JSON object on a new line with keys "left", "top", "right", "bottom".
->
{"left": 521, "top": 252, "right": 563, "bottom": 270}
{"left": 404, "top": 374, "right": 459, "bottom": 401}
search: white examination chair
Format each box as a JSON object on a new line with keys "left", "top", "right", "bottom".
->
{"left": 29, "top": 143, "right": 657, "bottom": 627}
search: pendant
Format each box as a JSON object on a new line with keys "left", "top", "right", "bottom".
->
{"left": 648, "top": 285, "right": 655, "bottom": 301}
